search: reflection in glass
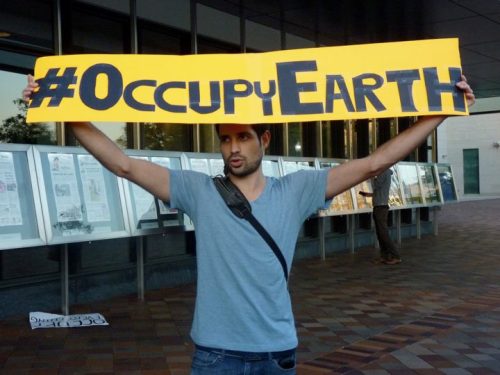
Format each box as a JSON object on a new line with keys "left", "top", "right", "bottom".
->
{"left": 437, "top": 164, "right": 457, "bottom": 202}
{"left": 0, "top": 0, "right": 53, "bottom": 50}
{"left": 70, "top": 5, "right": 127, "bottom": 53}
{"left": 388, "top": 167, "right": 404, "bottom": 207}
{"left": 418, "top": 165, "right": 441, "bottom": 204}
{"left": 398, "top": 164, "right": 423, "bottom": 205}
{"left": 95, "top": 122, "right": 128, "bottom": 148}
{"left": 126, "top": 156, "right": 183, "bottom": 230}
{"left": 140, "top": 122, "right": 192, "bottom": 151}
{"left": 0, "top": 70, "right": 56, "bottom": 145}
{"left": 318, "top": 162, "right": 354, "bottom": 215}
{"left": 288, "top": 123, "right": 303, "bottom": 157}
{"left": 354, "top": 181, "right": 373, "bottom": 210}
{"left": 200, "top": 124, "right": 218, "bottom": 153}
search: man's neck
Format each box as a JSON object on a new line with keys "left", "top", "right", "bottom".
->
{"left": 229, "top": 170, "right": 266, "bottom": 201}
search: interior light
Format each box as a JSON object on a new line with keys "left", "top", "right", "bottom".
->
{"left": 0, "top": 31, "right": 11, "bottom": 38}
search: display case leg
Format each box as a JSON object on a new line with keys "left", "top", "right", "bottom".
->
{"left": 396, "top": 210, "right": 402, "bottom": 246}
{"left": 416, "top": 208, "right": 421, "bottom": 239}
{"left": 349, "top": 215, "right": 355, "bottom": 253}
{"left": 137, "top": 237, "right": 145, "bottom": 301}
{"left": 61, "top": 244, "right": 69, "bottom": 316}
{"left": 319, "top": 217, "right": 325, "bottom": 261}
{"left": 433, "top": 207, "right": 439, "bottom": 236}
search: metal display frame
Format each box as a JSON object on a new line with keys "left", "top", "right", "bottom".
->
{"left": 33, "top": 145, "right": 131, "bottom": 244}
{"left": 0, "top": 144, "right": 46, "bottom": 250}
{"left": 122, "top": 149, "right": 185, "bottom": 237}
{"left": 396, "top": 162, "right": 426, "bottom": 209}
{"left": 416, "top": 162, "right": 444, "bottom": 207}
{"left": 33, "top": 145, "right": 132, "bottom": 314}
{"left": 435, "top": 163, "right": 460, "bottom": 203}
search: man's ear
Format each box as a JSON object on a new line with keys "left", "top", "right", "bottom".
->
{"left": 261, "top": 130, "right": 271, "bottom": 150}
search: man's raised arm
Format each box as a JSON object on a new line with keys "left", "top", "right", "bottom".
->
{"left": 23, "top": 75, "right": 171, "bottom": 203}
{"left": 325, "top": 75, "right": 475, "bottom": 200}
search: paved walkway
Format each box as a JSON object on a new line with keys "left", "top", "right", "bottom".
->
{"left": 1, "top": 199, "right": 499, "bottom": 374}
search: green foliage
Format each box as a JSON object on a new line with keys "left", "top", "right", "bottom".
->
{"left": 0, "top": 99, "right": 54, "bottom": 144}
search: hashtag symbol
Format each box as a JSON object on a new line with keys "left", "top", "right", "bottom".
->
{"left": 30, "top": 67, "right": 78, "bottom": 108}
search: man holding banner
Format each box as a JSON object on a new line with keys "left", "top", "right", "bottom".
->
{"left": 23, "top": 66, "right": 474, "bottom": 373}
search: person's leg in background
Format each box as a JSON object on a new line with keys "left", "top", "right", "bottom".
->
{"left": 373, "top": 205, "right": 401, "bottom": 264}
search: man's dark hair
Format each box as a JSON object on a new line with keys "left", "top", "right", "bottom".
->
{"left": 215, "top": 124, "right": 270, "bottom": 142}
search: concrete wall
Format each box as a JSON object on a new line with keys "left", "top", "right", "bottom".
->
{"left": 438, "top": 107, "right": 500, "bottom": 198}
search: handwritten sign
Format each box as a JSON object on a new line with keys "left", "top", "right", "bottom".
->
{"left": 27, "top": 38, "right": 467, "bottom": 124}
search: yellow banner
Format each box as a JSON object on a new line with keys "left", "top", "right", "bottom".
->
{"left": 27, "top": 38, "right": 467, "bottom": 124}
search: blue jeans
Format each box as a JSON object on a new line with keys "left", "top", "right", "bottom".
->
{"left": 190, "top": 345, "right": 297, "bottom": 374}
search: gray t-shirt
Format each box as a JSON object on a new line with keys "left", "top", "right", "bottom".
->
{"left": 168, "top": 168, "right": 328, "bottom": 352}
{"left": 371, "top": 168, "right": 393, "bottom": 206}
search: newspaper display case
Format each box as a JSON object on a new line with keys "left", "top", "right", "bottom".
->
{"left": 417, "top": 163, "right": 443, "bottom": 206}
{"left": 397, "top": 162, "right": 424, "bottom": 207}
{"left": 262, "top": 156, "right": 281, "bottom": 178}
{"left": 183, "top": 152, "right": 213, "bottom": 176}
{"left": 436, "top": 163, "right": 459, "bottom": 202}
{"left": 317, "top": 159, "right": 355, "bottom": 216}
{"left": 33, "top": 146, "right": 130, "bottom": 244}
{"left": 280, "top": 156, "right": 316, "bottom": 176}
{"left": 0, "top": 144, "right": 46, "bottom": 250}
{"left": 122, "top": 150, "right": 184, "bottom": 235}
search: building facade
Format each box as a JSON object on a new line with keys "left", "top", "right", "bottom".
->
{"left": 438, "top": 99, "right": 500, "bottom": 199}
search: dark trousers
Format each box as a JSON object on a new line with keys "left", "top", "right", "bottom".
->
{"left": 373, "top": 205, "right": 400, "bottom": 260}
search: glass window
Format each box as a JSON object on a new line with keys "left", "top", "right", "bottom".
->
{"left": 398, "top": 117, "right": 416, "bottom": 161}
{"left": 285, "top": 33, "right": 315, "bottom": 50}
{"left": 288, "top": 122, "right": 303, "bottom": 157}
{"left": 197, "top": 4, "right": 240, "bottom": 48}
{"left": 0, "top": 70, "right": 56, "bottom": 145}
{"left": 137, "top": 0, "right": 190, "bottom": 33}
{"left": 70, "top": 6, "right": 129, "bottom": 53}
{"left": 246, "top": 20, "right": 281, "bottom": 51}
{"left": 376, "top": 118, "right": 395, "bottom": 147}
{"left": 199, "top": 124, "right": 218, "bottom": 153}
{"left": 287, "top": 121, "right": 318, "bottom": 157}
{"left": 64, "top": 3, "right": 129, "bottom": 146}
{"left": 0, "top": 1, "right": 53, "bottom": 52}
{"left": 140, "top": 122, "right": 192, "bottom": 152}
{"left": 267, "top": 124, "right": 284, "bottom": 156}
{"left": 322, "top": 120, "right": 347, "bottom": 158}
{"left": 138, "top": 13, "right": 192, "bottom": 151}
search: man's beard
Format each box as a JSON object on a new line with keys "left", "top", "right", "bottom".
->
{"left": 226, "top": 154, "right": 263, "bottom": 177}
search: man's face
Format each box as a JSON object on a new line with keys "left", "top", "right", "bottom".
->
{"left": 218, "top": 124, "right": 269, "bottom": 177}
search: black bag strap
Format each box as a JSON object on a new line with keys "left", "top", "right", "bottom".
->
{"left": 213, "top": 176, "right": 288, "bottom": 281}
